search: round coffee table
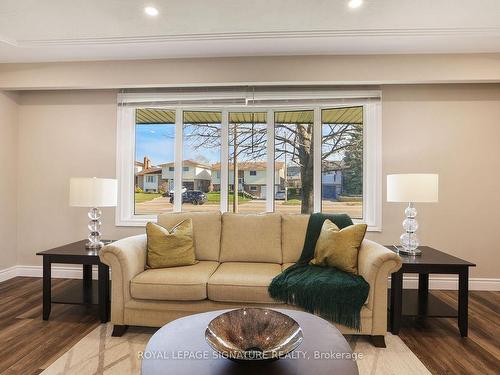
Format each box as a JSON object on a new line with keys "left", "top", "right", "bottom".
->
{"left": 142, "top": 308, "right": 359, "bottom": 375}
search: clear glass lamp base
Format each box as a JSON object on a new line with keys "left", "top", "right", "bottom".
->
{"left": 86, "top": 207, "right": 104, "bottom": 249}
{"left": 399, "top": 203, "right": 422, "bottom": 256}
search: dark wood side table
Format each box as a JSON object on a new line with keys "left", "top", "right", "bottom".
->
{"left": 386, "top": 246, "right": 475, "bottom": 337}
{"left": 36, "top": 240, "right": 113, "bottom": 323}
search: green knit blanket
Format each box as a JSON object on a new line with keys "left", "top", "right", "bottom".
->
{"left": 268, "top": 213, "right": 370, "bottom": 330}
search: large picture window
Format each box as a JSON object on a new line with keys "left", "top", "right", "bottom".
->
{"left": 117, "top": 89, "right": 381, "bottom": 229}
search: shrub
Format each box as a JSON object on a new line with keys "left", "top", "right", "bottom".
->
{"left": 135, "top": 187, "right": 144, "bottom": 193}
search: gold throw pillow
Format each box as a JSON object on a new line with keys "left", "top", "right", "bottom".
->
{"left": 146, "top": 219, "right": 198, "bottom": 269}
{"left": 310, "top": 220, "right": 367, "bottom": 274}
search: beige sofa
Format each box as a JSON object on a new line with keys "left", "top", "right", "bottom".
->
{"left": 100, "top": 211, "right": 402, "bottom": 346}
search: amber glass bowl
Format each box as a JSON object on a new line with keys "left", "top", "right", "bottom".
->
{"left": 205, "top": 308, "right": 303, "bottom": 362}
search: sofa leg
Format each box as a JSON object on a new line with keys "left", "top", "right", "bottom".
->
{"left": 371, "top": 335, "right": 386, "bottom": 348}
{"left": 112, "top": 325, "right": 128, "bottom": 337}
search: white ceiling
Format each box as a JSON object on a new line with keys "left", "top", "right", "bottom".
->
{"left": 1, "top": 0, "right": 500, "bottom": 63}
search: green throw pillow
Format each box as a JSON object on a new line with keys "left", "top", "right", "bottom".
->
{"left": 309, "top": 220, "right": 367, "bottom": 274}
{"left": 146, "top": 219, "right": 198, "bottom": 269}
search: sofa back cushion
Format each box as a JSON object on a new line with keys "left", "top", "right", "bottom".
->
{"left": 282, "top": 214, "right": 309, "bottom": 263}
{"left": 220, "top": 213, "right": 282, "bottom": 263}
{"left": 157, "top": 211, "right": 221, "bottom": 261}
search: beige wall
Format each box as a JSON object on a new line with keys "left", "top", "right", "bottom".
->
{"left": 0, "top": 91, "right": 19, "bottom": 270}
{"left": 17, "top": 90, "right": 143, "bottom": 265}
{"left": 14, "top": 84, "right": 500, "bottom": 280}
{"left": 2, "top": 53, "right": 500, "bottom": 90}
{"left": 367, "top": 84, "right": 500, "bottom": 280}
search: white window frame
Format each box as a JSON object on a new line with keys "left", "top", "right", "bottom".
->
{"left": 116, "top": 90, "right": 382, "bottom": 231}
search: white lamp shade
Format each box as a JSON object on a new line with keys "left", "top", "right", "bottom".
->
{"left": 387, "top": 174, "right": 439, "bottom": 203}
{"left": 69, "top": 177, "right": 117, "bottom": 207}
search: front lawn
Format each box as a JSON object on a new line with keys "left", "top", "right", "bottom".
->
{"left": 206, "top": 191, "right": 252, "bottom": 203}
{"left": 135, "top": 193, "right": 162, "bottom": 203}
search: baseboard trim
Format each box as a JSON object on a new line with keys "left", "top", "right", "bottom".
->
{"left": 1, "top": 265, "right": 499, "bottom": 291}
{"left": 387, "top": 275, "right": 500, "bottom": 291}
{"left": 1, "top": 265, "right": 99, "bottom": 281}
{"left": 0, "top": 266, "right": 18, "bottom": 283}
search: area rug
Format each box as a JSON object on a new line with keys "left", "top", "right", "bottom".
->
{"left": 40, "top": 323, "right": 431, "bottom": 374}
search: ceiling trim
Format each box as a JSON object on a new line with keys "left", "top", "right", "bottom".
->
{"left": 12, "top": 26, "right": 500, "bottom": 46}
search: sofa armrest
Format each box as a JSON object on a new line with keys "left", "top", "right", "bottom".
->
{"left": 99, "top": 234, "right": 147, "bottom": 324}
{"left": 358, "top": 239, "right": 402, "bottom": 335}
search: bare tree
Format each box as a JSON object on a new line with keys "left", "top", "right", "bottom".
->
{"left": 184, "top": 121, "right": 361, "bottom": 213}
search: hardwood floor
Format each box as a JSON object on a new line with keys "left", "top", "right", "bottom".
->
{"left": 0, "top": 277, "right": 100, "bottom": 375}
{"left": 398, "top": 290, "right": 500, "bottom": 375}
{"left": 0, "top": 277, "right": 498, "bottom": 375}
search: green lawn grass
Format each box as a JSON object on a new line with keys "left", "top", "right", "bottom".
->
{"left": 135, "top": 193, "right": 162, "bottom": 203}
{"left": 206, "top": 191, "right": 252, "bottom": 203}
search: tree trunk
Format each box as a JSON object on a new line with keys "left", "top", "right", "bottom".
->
{"left": 297, "top": 124, "right": 314, "bottom": 214}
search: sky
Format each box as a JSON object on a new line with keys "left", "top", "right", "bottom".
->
{"left": 135, "top": 124, "right": 220, "bottom": 166}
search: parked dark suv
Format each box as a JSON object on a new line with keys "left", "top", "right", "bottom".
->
{"left": 169, "top": 190, "right": 207, "bottom": 205}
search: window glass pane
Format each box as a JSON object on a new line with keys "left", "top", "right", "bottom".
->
{"left": 134, "top": 109, "right": 175, "bottom": 215}
{"left": 182, "top": 111, "right": 222, "bottom": 212}
{"left": 321, "top": 106, "right": 363, "bottom": 219}
{"left": 228, "top": 112, "right": 267, "bottom": 213}
{"left": 274, "top": 110, "right": 314, "bottom": 214}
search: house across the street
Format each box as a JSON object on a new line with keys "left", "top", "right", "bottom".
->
{"left": 135, "top": 156, "right": 167, "bottom": 193}
{"left": 321, "top": 161, "right": 344, "bottom": 200}
{"left": 136, "top": 156, "right": 344, "bottom": 199}
{"left": 161, "top": 160, "right": 213, "bottom": 192}
{"left": 211, "top": 161, "right": 285, "bottom": 198}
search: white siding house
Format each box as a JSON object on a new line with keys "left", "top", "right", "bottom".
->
{"left": 161, "top": 160, "right": 213, "bottom": 192}
{"left": 211, "top": 162, "right": 285, "bottom": 198}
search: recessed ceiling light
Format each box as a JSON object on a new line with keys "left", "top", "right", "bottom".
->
{"left": 348, "top": 0, "right": 363, "bottom": 9}
{"left": 144, "top": 6, "right": 159, "bottom": 16}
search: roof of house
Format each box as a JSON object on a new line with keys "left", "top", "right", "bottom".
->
{"left": 135, "top": 161, "right": 144, "bottom": 167}
{"left": 159, "top": 159, "right": 212, "bottom": 169}
{"left": 135, "top": 166, "right": 162, "bottom": 176}
{"left": 211, "top": 161, "right": 285, "bottom": 171}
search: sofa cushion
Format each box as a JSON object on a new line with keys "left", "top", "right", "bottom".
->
{"left": 220, "top": 213, "right": 282, "bottom": 263}
{"left": 310, "top": 221, "right": 367, "bottom": 274}
{"left": 157, "top": 211, "right": 221, "bottom": 261}
{"left": 282, "top": 214, "right": 309, "bottom": 263}
{"left": 208, "top": 262, "right": 282, "bottom": 304}
{"left": 282, "top": 262, "right": 295, "bottom": 271}
{"left": 146, "top": 220, "right": 197, "bottom": 269}
{"left": 130, "top": 261, "right": 219, "bottom": 301}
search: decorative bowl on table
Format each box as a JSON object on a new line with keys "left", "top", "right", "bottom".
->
{"left": 205, "top": 308, "right": 303, "bottom": 363}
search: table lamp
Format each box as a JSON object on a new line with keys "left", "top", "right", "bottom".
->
{"left": 69, "top": 177, "right": 117, "bottom": 249}
{"left": 387, "top": 174, "right": 438, "bottom": 255}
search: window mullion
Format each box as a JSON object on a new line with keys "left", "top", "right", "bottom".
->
{"left": 220, "top": 110, "right": 229, "bottom": 213}
{"left": 266, "top": 109, "right": 275, "bottom": 212}
{"left": 313, "top": 107, "right": 322, "bottom": 213}
{"left": 174, "top": 109, "right": 183, "bottom": 212}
